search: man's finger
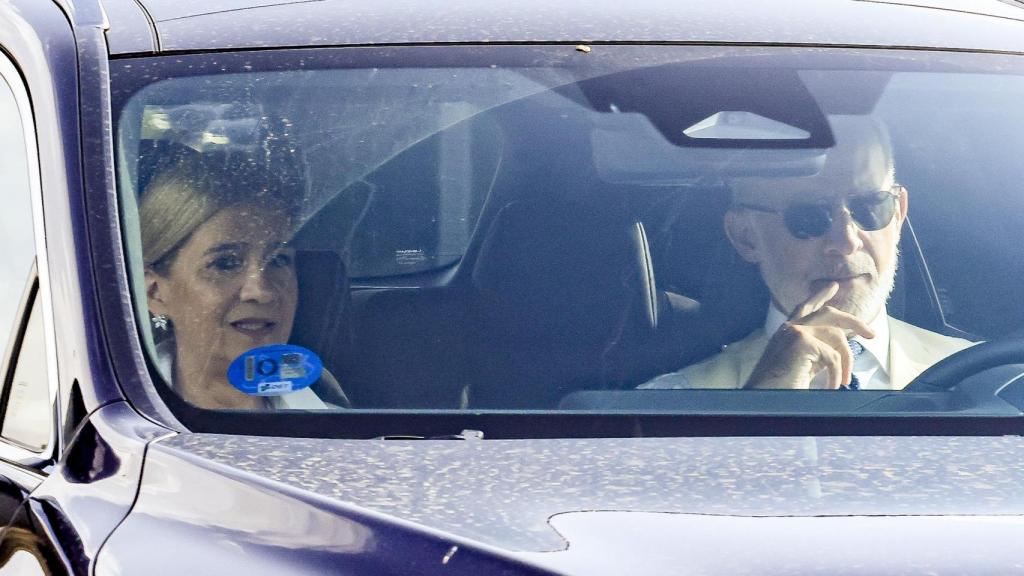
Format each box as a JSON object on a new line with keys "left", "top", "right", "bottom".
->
{"left": 819, "top": 344, "right": 844, "bottom": 390}
{"left": 816, "top": 327, "right": 853, "bottom": 387}
{"left": 792, "top": 281, "right": 839, "bottom": 320}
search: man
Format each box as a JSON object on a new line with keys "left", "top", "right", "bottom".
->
{"left": 642, "top": 115, "right": 972, "bottom": 390}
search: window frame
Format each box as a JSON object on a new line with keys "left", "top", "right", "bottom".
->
{"left": 0, "top": 53, "right": 59, "bottom": 470}
{"left": 106, "top": 45, "right": 1024, "bottom": 438}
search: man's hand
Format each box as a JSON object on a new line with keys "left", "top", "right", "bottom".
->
{"left": 744, "top": 282, "right": 876, "bottom": 389}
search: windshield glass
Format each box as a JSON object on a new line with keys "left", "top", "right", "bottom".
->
{"left": 112, "top": 45, "right": 1024, "bottom": 424}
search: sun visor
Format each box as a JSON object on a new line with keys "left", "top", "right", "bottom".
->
{"left": 573, "top": 64, "right": 835, "bottom": 150}
{"left": 591, "top": 113, "right": 827, "bottom": 185}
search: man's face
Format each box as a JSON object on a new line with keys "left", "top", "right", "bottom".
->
{"left": 724, "top": 120, "right": 907, "bottom": 323}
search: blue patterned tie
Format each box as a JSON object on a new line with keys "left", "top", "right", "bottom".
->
{"left": 846, "top": 339, "right": 864, "bottom": 390}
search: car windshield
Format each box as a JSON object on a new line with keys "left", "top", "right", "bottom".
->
{"left": 111, "top": 45, "right": 1024, "bottom": 429}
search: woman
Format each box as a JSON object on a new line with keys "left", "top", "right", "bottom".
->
{"left": 141, "top": 155, "right": 343, "bottom": 409}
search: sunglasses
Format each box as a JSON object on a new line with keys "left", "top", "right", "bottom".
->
{"left": 734, "top": 186, "right": 904, "bottom": 239}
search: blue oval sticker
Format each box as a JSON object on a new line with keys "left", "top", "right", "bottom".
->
{"left": 227, "top": 344, "right": 323, "bottom": 396}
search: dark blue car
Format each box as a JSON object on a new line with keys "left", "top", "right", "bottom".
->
{"left": 3, "top": 0, "right": 1024, "bottom": 573}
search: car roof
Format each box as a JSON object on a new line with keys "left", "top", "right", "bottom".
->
{"left": 99, "top": 0, "right": 1024, "bottom": 56}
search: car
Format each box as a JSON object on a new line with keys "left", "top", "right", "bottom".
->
{"left": 3, "top": 0, "right": 1024, "bottom": 573}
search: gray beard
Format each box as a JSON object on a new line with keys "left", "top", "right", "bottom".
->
{"left": 831, "top": 245, "right": 900, "bottom": 323}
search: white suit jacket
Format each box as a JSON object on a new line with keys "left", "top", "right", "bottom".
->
{"left": 641, "top": 317, "right": 974, "bottom": 390}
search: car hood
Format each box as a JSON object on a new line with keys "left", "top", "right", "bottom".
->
{"left": 153, "top": 434, "right": 1024, "bottom": 553}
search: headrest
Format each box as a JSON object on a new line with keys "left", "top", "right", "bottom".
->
{"left": 470, "top": 201, "right": 657, "bottom": 344}
{"left": 650, "top": 188, "right": 768, "bottom": 364}
{"left": 290, "top": 249, "right": 349, "bottom": 358}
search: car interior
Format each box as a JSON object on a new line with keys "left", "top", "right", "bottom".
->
{"left": 122, "top": 54, "right": 1024, "bottom": 412}
{"left": 283, "top": 93, "right": 969, "bottom": 410}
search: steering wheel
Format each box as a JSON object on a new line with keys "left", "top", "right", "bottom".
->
{"left": 904, "top": 338, "right": 1024, "bottom": 392}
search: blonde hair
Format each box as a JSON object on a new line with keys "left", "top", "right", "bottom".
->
{"left": 140, "top": 155, "right": 300, "bottom": 273}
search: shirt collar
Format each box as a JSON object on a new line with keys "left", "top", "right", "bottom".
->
{"left": 764, "top": 302, "right": 890, "bottom": 370}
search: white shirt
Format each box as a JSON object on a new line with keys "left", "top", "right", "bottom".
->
{"left": 764, "top": 304, "right": 892, "bottom": 390}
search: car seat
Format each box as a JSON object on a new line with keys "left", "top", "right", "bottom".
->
{"left": 289, "top": 249, "right": 352, "bottom": 407}
{"left": 464, "top": 199, "right": 664, "bottom": 408}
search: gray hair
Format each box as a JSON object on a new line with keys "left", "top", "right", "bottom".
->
{"left": 729, "top": 114, "right": 896, "bottom": 204}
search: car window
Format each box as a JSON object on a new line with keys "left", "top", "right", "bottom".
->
{"left": 0, "top": 73, "right": 37, "bottom": 364}
{"left": 0, "top": 61, "right": 50, "bottom": 452}
{"left": 110, "top": 46, "right": 1024, "bottom": 425}
{"left": 2, "top": 289, "right": 51, "bottom": 452}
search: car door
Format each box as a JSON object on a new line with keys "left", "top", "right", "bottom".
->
{"left": 0, "top": 43, "right": 66, "bottom": 576}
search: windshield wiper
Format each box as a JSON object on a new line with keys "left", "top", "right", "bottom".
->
{"left": 377, "top": 429, "right": 485, "bottom": 441}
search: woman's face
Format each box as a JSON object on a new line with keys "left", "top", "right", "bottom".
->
{"left": 146, "top": 202, "right": 298, "bottom": 381}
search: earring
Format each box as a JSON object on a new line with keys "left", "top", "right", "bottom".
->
{"left": 151, "top": 314, "right": 169, "bottom": 331}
